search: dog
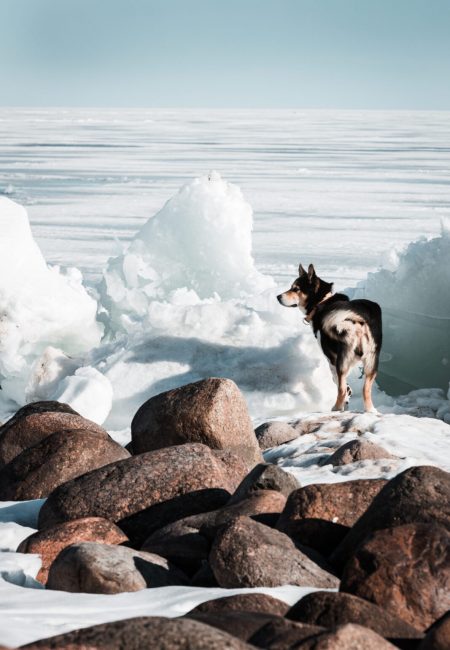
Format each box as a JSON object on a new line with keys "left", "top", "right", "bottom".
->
{"left": 277, "top": 263, "right": 382, "bottom": 412}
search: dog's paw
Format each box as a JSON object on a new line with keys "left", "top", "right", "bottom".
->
{"left": 364, "top": 406, "right": 379, "bottom": 415}
{"left": 332, "top": 404, "right": 345, "bottom": 412}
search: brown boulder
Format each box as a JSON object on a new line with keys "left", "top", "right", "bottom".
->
{"left": 210, "top": 515, "right": 339, "bottom": 589}
{"left": 321, "top": 439, "right": 397, "bottom": 466}
{"left": 0, "top": 430, "right": 129, "bottom": 500}
{"left": 131, "top": 377, "right": 262, "bottom": 467}
{"left": 229, "top": 463, "right": 300, "bottom": 503}
{"left": 142, "top": 489, "right": 287, "bottom": 572}
{"left": 340, "top": 522, "right": 450, "bottom": 631}
{"left": 278, "top": 479, "right": 387, "bottom": 529}
{"left": 188, "top": 593, "right": 290, "bottom": 617}
{"left": 21, "top": 616, "right": 253, "bottom": 649}
{"left": 292, "top": 623, "right": 397, "bottom": 649}
{"left": 17, "top": 517, "right": 128, "bottom": 584}
{"left": 38, "top": 443, "right": 247, "bottom": 539}
{"left": 0, "top": 407, "right": 107, "bottom": 467}
{"left": 287, "top": 591, "right": 423, "bottom": 639}
{"left": 277, "top": 479, "right": 386, "bottom": 556}
{"left": 249, "top": 618, "right": 325, "bottom": 648}
{"left": 254, "top": 421, "right": 298, "bottom": 450}
{"left": 331, "top": 465, "right": 450, "bottom": 571}
{"left": 419, "top": 612, "right": 450, "bottom": 650}
{"left": 187, "top": 611, "right": 278, "bottom": 642}
{"left": 47, "top": 542, "right": 188, "bottom": 593}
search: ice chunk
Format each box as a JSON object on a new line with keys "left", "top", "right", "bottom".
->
{"left": 0, "top": 198, "right": 103, "bottom": 414}
{"left": 351, "top": 229, "right": 450, "bottom": 394}
{"left": 100, "top": 171, "right": 273, "bottom": 332}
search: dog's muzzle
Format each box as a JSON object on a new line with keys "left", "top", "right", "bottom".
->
{"left": 277, "top": 294, "right": 298, "bottom": 308}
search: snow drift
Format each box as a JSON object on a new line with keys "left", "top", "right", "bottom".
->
{"left": 0, "top": 198, "right": 108, "bottom": 420}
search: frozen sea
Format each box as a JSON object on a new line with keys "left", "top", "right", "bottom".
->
{"left": 0, "top": 109, "right": 450, "bottom": 646}
{"left": 1, "top": 108, "right": 449, "bottom": 287}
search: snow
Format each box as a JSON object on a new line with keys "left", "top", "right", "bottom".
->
{"left": 265, "top": 411, "right": 450, "bottom": 485}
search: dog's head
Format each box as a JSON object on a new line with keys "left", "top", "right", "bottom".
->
{"left": 277, "top": 263, "right": 333, "bottom": 314}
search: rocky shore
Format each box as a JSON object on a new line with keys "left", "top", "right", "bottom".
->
{"left": 0, "top": 377, "right": 449, "bottom": 649}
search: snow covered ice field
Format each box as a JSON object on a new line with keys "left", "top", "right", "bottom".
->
{"left": 0, "top": 108, "right": 450, "bottom": 645}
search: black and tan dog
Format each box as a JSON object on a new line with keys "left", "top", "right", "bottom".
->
{"left": 277, "top": 263, "right": 382, "bottom": 412}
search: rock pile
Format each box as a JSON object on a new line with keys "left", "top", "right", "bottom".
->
{"left": 5, "top": 378, "right": 449, "bottom": 648}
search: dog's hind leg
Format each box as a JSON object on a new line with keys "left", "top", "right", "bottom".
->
{"left": 328, "top": 361, "right": 351, "bottom": 406}
{"left": 362, "top": 371, "right": 377, "bottom": 413}
{"left": 332, "top": 355, "right": 351, "bottom": 412}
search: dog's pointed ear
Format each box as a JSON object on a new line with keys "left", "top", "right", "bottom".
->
{"left": 299, "top": 263, "right": 307, "bottom": 276}
{"left": 308, "top": 264, "right": 316, "bottom": 280}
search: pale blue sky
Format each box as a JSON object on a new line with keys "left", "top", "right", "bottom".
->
{"left": 1, "top": 0, "right": 449, "bottom": 108}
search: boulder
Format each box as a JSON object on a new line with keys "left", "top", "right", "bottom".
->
{"left": 187, "top": 611, "right": 278, "bottom": 642}
{"left": 277, "top": 479, "right": 386, "bottom": 556}
{"left": 287, "top": 591, "right": 423, "bottom": 639}
{"left": 142, "top": 517, "right": 208, "bottom": 573}
{"left": 254, "top": 421, "right": 298, "bottom": 450}
{"left": 321, "top": 439, "right": 397, "bottom": 466}
{"left": 419, "top": 612, "right": 450, "bottom": 650}
{"left": 340, "top": 522, "right": 450, "bottom": 630}
{"left": 209, "top": 515, "right": 339, "bottom": 589}
{"left": 291, "top": 623, "right": 397, "bottom": 649}
{"left": 187, "top": 593, "right": 290, "bottom": 617}
{"left": 249, "top": 618, "right": 325, "bottom": 648}
{"left": 47, "top": 542, "right": 188, "bottom": 593}
{"left": 331, "top": 465, "right": 450, "bottom": 570}
{"left": 280, "top": 519, "right": 349, "bottom": 558}
{"left": 131, "top": 377, "right": 262, "bottom": 467}
{"left": 38, "top": 443, "right": 247, "bottom": 540}
{"left": 278, "top": 479, "right": 387, "bottom": 529}
{"left": 0, "top": 407, "right": 106, "bottom": 467}
{"left": 0, "top": 430, "right": 129, "bottom": 500}
{"left": 229, "top": 463, "right": 300, "bottom": 503}
{"left": 21, "top": 616, "right": 252, "bottom": 649}
{"left": 17, "top": 517, "right": 128, "bottom": 584}
{"left": 190, "top": 561, "right": 219, "bottom": 587}
{"left": 142, "top": 489, "right": 286, "bottom": 572}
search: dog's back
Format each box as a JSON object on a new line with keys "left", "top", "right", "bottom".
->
{"left": 313, "top": 295, "right": 382, "bottom": 375}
